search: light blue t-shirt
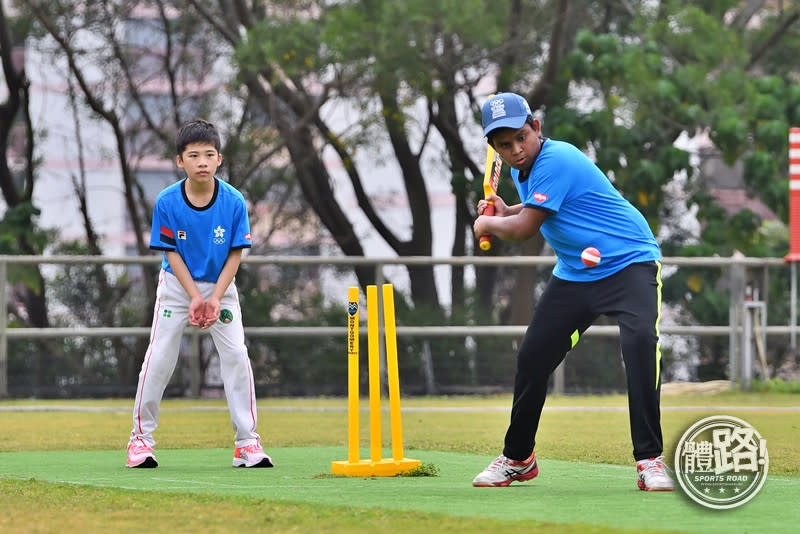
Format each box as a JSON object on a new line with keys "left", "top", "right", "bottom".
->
{"left": 150, "top": 178, "right": 252, "bottom": 282}
{"left": 511, "top": 139, "right": 660, "bottom": 281}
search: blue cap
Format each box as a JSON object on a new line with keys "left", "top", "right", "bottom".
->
{"left": 482, "top": 92, "right": 532, "bottom": 136}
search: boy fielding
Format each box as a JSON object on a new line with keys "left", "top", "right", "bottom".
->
{"left": 126, "top": 119, "right": 272, "bottom": 469}
{"left": 472, "top": 93, "right": 673, "bottom": 491}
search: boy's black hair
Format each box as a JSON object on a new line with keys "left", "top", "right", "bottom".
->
{"left": 176, "top": 119, "right": 221, "bottom": 155}
{"left": 487, "top": 116, "right": 536, "bottom": 144}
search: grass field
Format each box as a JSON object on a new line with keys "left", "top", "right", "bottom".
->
{"left": 1, "top": 391, "right": 799, "bottom": 533}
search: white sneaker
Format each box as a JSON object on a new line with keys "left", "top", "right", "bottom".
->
{"left": 233, "top": 443, "right": 274, "bottom": 468}
{"left": 472, "top": 452, "right": 539, "bottom": 487}
{"left": 637, "top": 456, "right": 675, "bottom": 491}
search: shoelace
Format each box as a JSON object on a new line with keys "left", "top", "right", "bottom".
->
{"left": 489, "top": 455, "right": 509, "bottom": 470}
{"left": 644, "top": 457, "right": 667, "bottom": 475}
{"left": 490, "top": 455, "right": 532, "bottom": 471}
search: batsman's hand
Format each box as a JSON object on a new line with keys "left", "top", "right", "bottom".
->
{"left": 473, "top": 215, "right": 491, "bottom": 241}
{"left": 477, "top": 193, "right": 509, "bottom": 216}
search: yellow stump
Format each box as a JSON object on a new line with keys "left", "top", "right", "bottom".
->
{"left": 331, "top": 284, "right": 421, "bottom": 477}
{"left": 367, "top": 285, "right": 382, "bottom": 463}
{"left": 345, "top": 286, "right": 359, "bottom": 464}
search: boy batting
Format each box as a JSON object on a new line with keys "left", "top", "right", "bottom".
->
{"left": 472, "top": 93, "right": 673, "bottom": 491}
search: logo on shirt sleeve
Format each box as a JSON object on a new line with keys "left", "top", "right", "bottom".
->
{"left": 533, "top": 192, "right": 549, "bottom": 203}
{"left": 160, "top": 226, "right": 176, "bottom": 246}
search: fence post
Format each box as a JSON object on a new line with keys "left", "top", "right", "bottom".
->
{"left": 742, "top": 298, "right": 753, "bottom": 391}
{"left": 741, "top": 284, "right": 768, "bottom": 391}
{"left": 791, "top": 262, "right": 797, "bottom": 349}
{"left": 729, "top": 254, "right": 746, "bottom": 388}
{"left": 553, "top": 362, "right": 565, "bottom": 395}
{"left": 0, "top": 260, "right": 7, "bottom": 398}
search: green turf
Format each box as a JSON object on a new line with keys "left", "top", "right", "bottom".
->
{"left": 2, "top": 395, "right": 798, "bottom": 532}
{"left": 1, "top": 447, "right": 797, "bottom": 533}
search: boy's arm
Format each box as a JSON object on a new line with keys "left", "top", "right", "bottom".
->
{"left": 505, "top": 203, "right": 524, "bottom": 215}
{"left": 202, "top": 248, "right": 244, "bottom": 325}
{"left": 473, "top": 206, "right": 548, "bottom": 243}
{"left": 165, "top": 251, "right": 206, "bottom": 326}
{"left": 477, "top": 194, "right": 524, "bottom": 218}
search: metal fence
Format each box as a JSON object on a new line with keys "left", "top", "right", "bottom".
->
{"left": 0, "top": 254, "right": 796, "bottom": 398}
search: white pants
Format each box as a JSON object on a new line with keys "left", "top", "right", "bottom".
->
{"left": 129, "top": 269, "right": 261, "bottom": 449}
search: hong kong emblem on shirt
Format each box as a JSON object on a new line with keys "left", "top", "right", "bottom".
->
{"left": 213, "top": 225, "right": 226, "bottom": 244}
{"left": 674, "top": 415, "right": 768, "bottom": 509}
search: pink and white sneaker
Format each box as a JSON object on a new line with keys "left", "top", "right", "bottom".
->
{"left": 472, "top": 451, "right": 539, "bottom": 487}
{"left": 126, "top": 441, "right": 157, "bottom": 468}
{"left": 233, "top": 443, "right": 274, "bottom": 468}
{"left": 637, "top": 456, "right": 675, "bottom": 491}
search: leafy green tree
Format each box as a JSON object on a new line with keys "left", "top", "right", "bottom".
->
{"left": 21, "top": 0, "right": 324, "bottom": 392}
{"left": 473, "top": 2, "right": 800, "bottom": 386}
{"left": 0, "top": 5, "right": 58, "bottom": 396}
{"left": 8, "top": 0, "right": 800, "bottom": 394}
{"left": 558, "top": 3, "right": 800, "bottom": 380}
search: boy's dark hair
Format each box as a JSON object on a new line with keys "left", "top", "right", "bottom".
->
{"left": 176, "top": 119, "right": 221, "bottom": 155}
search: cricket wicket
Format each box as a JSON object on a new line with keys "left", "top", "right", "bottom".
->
{"left": 331, "top": 284, "right": 421, "bottom": 476}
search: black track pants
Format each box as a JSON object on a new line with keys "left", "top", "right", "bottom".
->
{"left": 502, "top": 261, "right": 664, "bottom": 462}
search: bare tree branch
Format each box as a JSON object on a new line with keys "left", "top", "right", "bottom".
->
{"left": 732, "top": 0, "right": 767, "bottom": 31}
{"left": 28, "top": 1, "right": 150, "bottom": 255}
{"left": 747, "top": 9, "right": 800, "bottom": 70}
{"left": 529, "top": 0, "right": 569, "bottom": 109}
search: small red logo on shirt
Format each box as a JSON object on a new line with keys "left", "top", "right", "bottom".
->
{"left": 533, "top": 192, "right": 549, "bottom": 203}
{"left": 244, "top": 233, "right": 252, "bottom": 242}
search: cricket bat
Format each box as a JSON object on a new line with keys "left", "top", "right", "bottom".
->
{"left": 479, "top": 144, "right": 502, "bottom": 251}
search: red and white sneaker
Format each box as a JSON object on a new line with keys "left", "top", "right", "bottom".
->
{"left": 637, "top": 456, "right": 675, "bottom": 491}
{"left": 472, "top": 451, "right": 539, "bottom": 487}
{"left": 233, "top": 443, "right": 274, "bottom": 468}
{"left": 126, "top": 441, "right": 157, "bottom": 468}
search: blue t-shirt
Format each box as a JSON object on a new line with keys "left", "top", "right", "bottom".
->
{"left": 150, "top": 178, "right": 252, "bottom": 282}
{"left": 511, "top": 139, "right": 660, "bottom": 281}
